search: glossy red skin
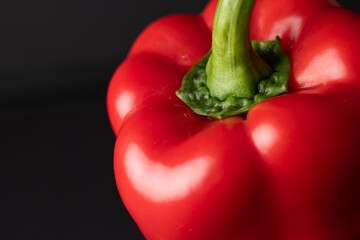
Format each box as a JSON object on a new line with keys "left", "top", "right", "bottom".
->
{"left": 107, "top": 0, "right": 360, "bottom": 239}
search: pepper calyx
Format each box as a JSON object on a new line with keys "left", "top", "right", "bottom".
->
{"left": 176, "top": 37, "right": 290, "bottom": 119}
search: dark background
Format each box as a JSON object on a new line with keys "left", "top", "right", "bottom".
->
{"left": 1, "top": 0, "right": 359, "bottom": 239}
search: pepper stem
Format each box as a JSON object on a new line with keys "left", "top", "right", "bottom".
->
{"left": 176, "top": 0, "right": 290, "bottom": 119}
{"left": 206, "top": 0, "right": 272, "bottom": 100}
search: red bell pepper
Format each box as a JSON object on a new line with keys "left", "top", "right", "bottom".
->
{"left": 107, "top": 0, "right": 360, "bottom": 239}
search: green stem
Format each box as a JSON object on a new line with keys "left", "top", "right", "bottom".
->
{"left": 206, "top": 0, "right": 272, "bottom": 100}
{"left": 176, "top": 0, "right": 290, "bottom": 119}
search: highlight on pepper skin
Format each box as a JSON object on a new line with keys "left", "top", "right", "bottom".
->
{"left": 251, "top": 123, "right": 279, "bottom": 156}
{"left": 124, "top": 143, "right": 214, "bottom": 202}
{"left": 116, "top": 92, "right": 135, "bottom": 119}
{"left": 295, "top": 48, "right": 347, "bottom": 88}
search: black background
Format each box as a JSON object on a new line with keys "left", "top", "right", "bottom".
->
{"left": 1, "top": 1, "right": 359, "bottom": 239}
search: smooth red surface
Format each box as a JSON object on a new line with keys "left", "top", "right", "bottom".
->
{"left": 107, "top": 0, "right": 360, "bottom": 239}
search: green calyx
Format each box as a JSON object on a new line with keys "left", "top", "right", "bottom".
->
{"left": 176, "top": 37, "right": 290, "bottom": 119}
{"left": 176, "top": 0, "right": 290, "bottom": 119}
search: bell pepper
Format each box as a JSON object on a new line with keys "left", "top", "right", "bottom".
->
{"left": 107, "top": 0, "right": 360, "bottom": 239}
